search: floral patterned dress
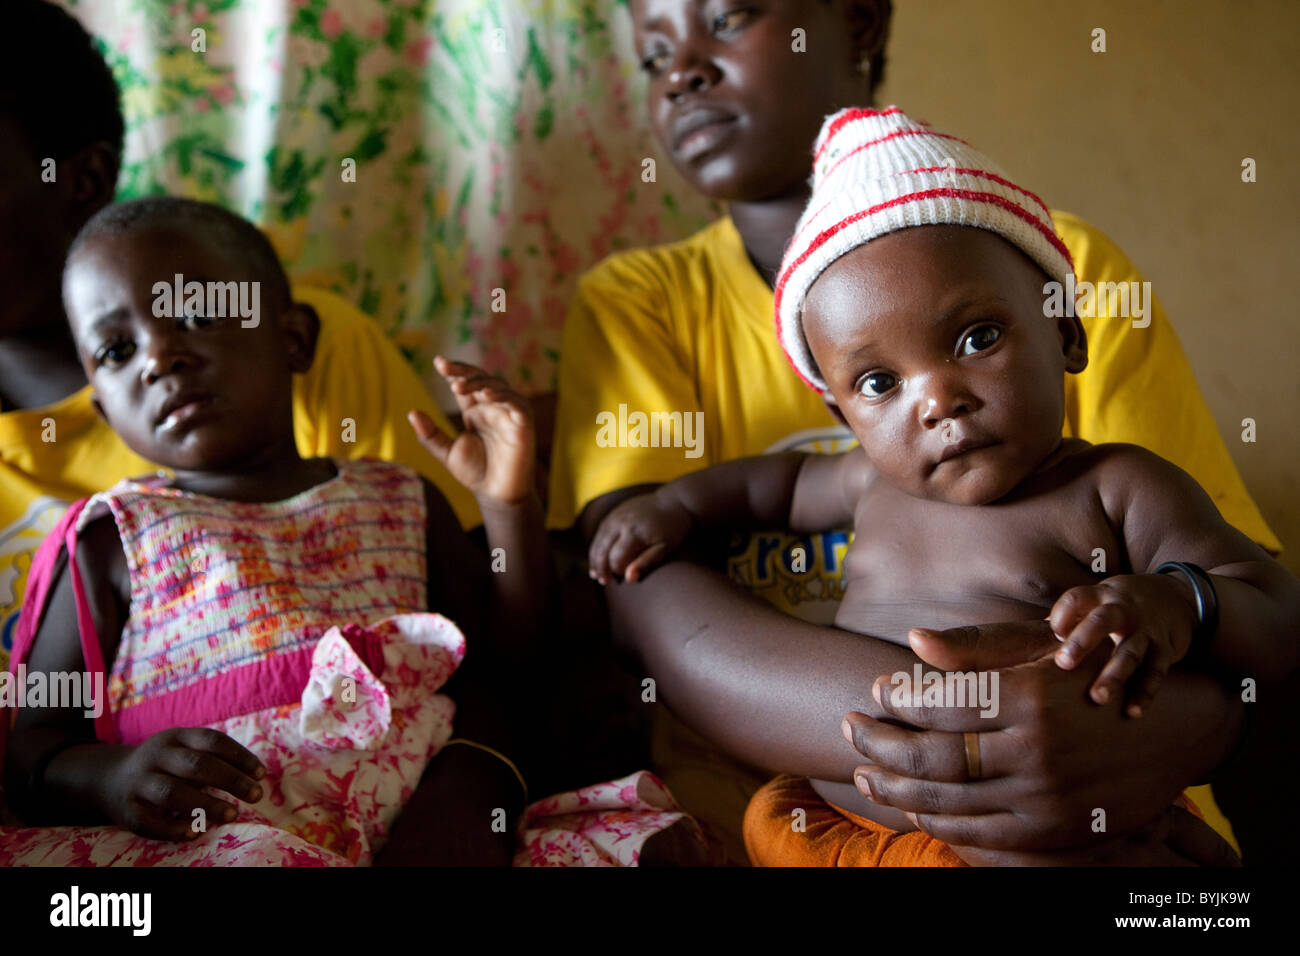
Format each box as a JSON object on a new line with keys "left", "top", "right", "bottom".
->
{"left": 0, "top": 459, "right": 704, "bottom": 866}
{"left": 0, "top": 460, "right": 462, "bottom": 866}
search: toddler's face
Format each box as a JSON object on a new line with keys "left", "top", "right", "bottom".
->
{"left": 803, "top": 226, "right": 1088, "bottom": 506}
{"left": 62, "top": 226, "right": 313, "bottom": 472}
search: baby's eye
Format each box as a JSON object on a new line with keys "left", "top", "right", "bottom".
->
{"left": 959, "top": 324, "right": 1001, "bottom": 356}
{"left": 94, "top": 339, "right": 135, "bottom": 368}
{"left": 857, "top": 371, "right": 899, "bottom": 398}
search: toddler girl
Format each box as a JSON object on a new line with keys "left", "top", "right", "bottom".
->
{"left": 0, "top": 197, "right": 547, "bottom": 865}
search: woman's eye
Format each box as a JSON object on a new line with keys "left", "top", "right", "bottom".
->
{"left": 858, "top": 371, "right": 899, "bottom": 398}
{"left": 180, "top": 312, "right": 216, "bottom": 331}
{"left": 95, "top": 340, "right": 135, "bottom": 368}
{"left": 959, "top": 325, "right": 1001, "bottom": 356}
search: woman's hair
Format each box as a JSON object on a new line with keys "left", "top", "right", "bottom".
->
{"left": 820, "top": 0, "right": 894, "bottom": 98}
{"left": 0, "top": 0, "right": 124, "bottom": 163}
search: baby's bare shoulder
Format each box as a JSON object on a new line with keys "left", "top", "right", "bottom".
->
{"left": 1075, "top": 442, "right": 1204, "bottom": 501}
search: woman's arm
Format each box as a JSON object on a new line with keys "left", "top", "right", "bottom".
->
{"left": 602, "top": 549, "right": 917, "bottom": 779}
{"left": 598, "top": 513, "right": 1249, "bottom": 851}
{"left": 412, "top": 359, "right": 552, "bottom": 650}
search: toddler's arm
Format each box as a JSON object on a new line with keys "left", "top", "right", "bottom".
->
{"left": 588, "top": 448, "right": 866, "bottom": 584}
{"left": 5, "top": 516, "right": 264, "bottom": 837}
{"left": 410, "top": 358, "right": 550, "bottom": 646}
{"left": 1051, "top": 445, "right": 1300, "bottom": 715}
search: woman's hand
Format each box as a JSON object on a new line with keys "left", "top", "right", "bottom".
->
{"left": 844, "top": 621, "right": 1240, "bottom": 853}
{"left": 410, "top": 357, "right": 535, "bottom": 506}
{"left": 949, "top": 804, "right": 1240, "bottom": 866}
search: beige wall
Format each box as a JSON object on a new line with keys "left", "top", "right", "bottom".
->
{"left": 881, "top": 0, "right": 1300, "bottom": 572}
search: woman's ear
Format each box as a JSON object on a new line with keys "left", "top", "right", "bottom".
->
{"left": 60, "top": 141, "right": 120, "bottom": 243}
{"left": 1058, "top": 313, "right": 1089, "bottom": 374}
{"left": 844, "top": 0, "right": 891, "bottom": 61}
{"left": 279, "top": 302, "right": 320, "bottom": 374}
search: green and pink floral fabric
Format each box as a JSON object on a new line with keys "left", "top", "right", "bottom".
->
{"left": 64, "top": 0, "right": 717, "bottom": 397}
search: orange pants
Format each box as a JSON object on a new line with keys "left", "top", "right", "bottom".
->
{"left": 744, "top": 774, "right": 966, "bottom": 866}
{"left": 743, "top": 774, "right": 1205, "bottom": 867}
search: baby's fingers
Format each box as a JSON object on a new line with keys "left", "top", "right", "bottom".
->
{"left": 588, "top": 525, "right": 617, "bottom": 585}
{"left": 588, "top": 522, "right": 635, "bottom": 586}
{"left": 1054, "top": 598, "right": 1132, "bottom": 670}
{"left": 624, "top": 542, "right": 670, "bottom": 582}
{"left": 1123, "top": 652, "right": 1173, "bottom": 718}
{"left": 1089, "top": 632, "right": 1150, "bottom": 706}
{"left": 1049, "top": 586, "right": 1103, "bottom": 644}
{"left": 606, "top": 529, "right": 653, "bottom": 582}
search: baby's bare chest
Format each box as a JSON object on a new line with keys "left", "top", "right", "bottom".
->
{"left": 839, "top": 485, "right": 1120, "bottom": 643}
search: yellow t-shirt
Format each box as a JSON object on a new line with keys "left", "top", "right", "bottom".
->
{"left": 0, "top": 285, "right": 480, "bottom": 670}
{"left": 547, "top": 210, "right": 1273, "bottom": 858}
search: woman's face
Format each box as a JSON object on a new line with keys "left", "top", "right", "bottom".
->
{"left": 630, "top": 0, "right": 879, "bottom": 202}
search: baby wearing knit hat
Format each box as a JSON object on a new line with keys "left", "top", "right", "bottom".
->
{"left": 588, "top": 109, "right": 1298, "bottom": 862}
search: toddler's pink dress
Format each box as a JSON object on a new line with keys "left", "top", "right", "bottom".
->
{"left": 0, "top": 460, "right": 460, "bottom": 865}
{"left": 0, "top": 459, "right": 706, "bottom": 866}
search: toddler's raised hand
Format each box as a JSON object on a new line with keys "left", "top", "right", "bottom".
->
{"left": 1048, "top": 574, "right": 1199, "bottom": 717}
{"left": 588, "top": 493, "right": 693, "bottom": 585}
{"left": 100, "top": 727, "right": 265, "bottom": 841}
{"left": 410, "top": 357, "right": 536, "bottom": 506}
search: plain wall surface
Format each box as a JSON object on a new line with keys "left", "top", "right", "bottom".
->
{"left": 881, "top": 0, "right": 1299, "bottom": 572}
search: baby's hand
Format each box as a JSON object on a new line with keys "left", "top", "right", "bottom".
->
{"left": 1049, "top": 574, "right": 1199, "bottom": 717}
{"left": 410, "top": 357, "right": 536, "bottom": 506}
{"left": 588, "top": 494, "right": 693, "bottom": 585}
{"left": 101, "top": 727, "right": 265, "bottom": 841}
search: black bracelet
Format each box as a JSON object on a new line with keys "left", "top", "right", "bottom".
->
{"left": 1156, "top": 561, "right": 1219, "bottom": 646}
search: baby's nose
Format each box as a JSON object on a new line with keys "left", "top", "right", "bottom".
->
{"left": 917, "top": 382, "right": 973, "bottom": 428}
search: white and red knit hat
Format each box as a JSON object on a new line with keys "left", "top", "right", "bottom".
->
{"left": 774, "top": 106, "right": 1075, "bottom": 393}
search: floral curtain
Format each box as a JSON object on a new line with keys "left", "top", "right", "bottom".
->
{"left": 66, "top": 0, "right": 718, "bottom": 398}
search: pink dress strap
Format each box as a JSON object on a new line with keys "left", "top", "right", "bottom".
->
{"left": 61, "top": 513, "right": 116, "bottom": 744}
{"left": 0, "top": 498, "right": 116, "bottom": 771}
